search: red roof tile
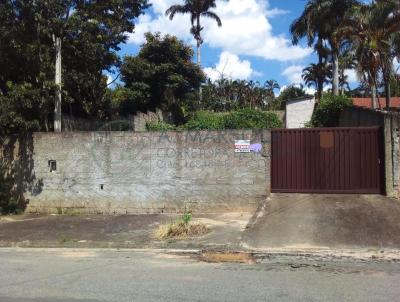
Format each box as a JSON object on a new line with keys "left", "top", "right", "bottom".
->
{"left": 352, "top": 97, "right": 400, "bottom": 109}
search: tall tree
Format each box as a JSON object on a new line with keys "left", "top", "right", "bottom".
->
{"left": 264, "top": 80, "right": 280, "bottom": 96}
{"left": 165, "top": 0, "right": 222, "bottom": 104}
{"left": 302, "top": 63, "right": 332, "bottom": 100}
{"left": 339, "top": 0, "right": 400, "bottom": 108}
{"left": 165, "top": 0, "right": 222, "bottom": 67}
{"left": 290, "top": 0, "right": 359, "bottom": 96}
{"left": 0, "top": 0, "right": 149, "bottom": 133}
{"left": 119, "top": 33, "right": 204, "bottom": 122}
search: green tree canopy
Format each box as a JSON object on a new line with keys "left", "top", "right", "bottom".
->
{"left": 119, "top": 32, "right": 205, "bottom": 121}
{"left": 0, "top": 0, "right": 149, "bottom": 134}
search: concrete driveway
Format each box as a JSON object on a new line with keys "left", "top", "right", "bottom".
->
{"left": 242, "top": 194, "right": 400, "bottom": 250}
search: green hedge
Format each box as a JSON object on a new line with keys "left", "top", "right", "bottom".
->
{"left": 183, "top": 111, "right": 226, "bottom": 130}
{"left": 146, "top": 120, "right": 176, "bottom": 131}
{"left": 309, "top": 94, "right": 352, "bottom": 127}
{"left": 184, "top": 108, "right": 283, "bottom": 130}
{"left": 223, "top": 108, "right": 283, "bottom": 129}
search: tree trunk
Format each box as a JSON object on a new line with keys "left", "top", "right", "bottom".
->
{"left": 197, "top": 39, "right": 201, "bottom": 66}
{"left": 371, "top": 82, "right": 378, "bottom": 109}
{"left": 54, "top": 36, "right": 62, "bottom": 132}
{"left": 197, "top": 41, "right": 203, "bottom": 107}
{"left": 332, "top": 52, "right": 339, "bottom": 96}
{"left": 317, "top": 78, "right": 323, "bottom": 101}
{"left": 196, "top": 15, "right": 202, "bottom": 107}
{"left": 385, "top": 76, "right": 391, "bottom": 110}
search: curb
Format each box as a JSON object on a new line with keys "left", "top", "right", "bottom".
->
{"left": 1, "top": 247, "right": 399, "bottom": 263}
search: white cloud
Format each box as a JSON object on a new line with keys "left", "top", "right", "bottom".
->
{"left": 344, "top": 69, "right": 358, "bottom": 84}
{"left": 394, "top": 58, "right": 400, "bottom": 74}
{"left": 129, "top": 13, "right": 192, "bottom": 45}
{"left": 281, "top": 65, "right": 304, "bottom": 84}
{"left": 129, "top": 0, "right": 311, "bottom": 61}
{"left": 204, "top": 51, "right": 256, "bottom": 81}
{"left": 304, "top": 87, "right": 316, "bottom": 96}
{"left": 106, "top": 74, "right": 113, "bottom": 85}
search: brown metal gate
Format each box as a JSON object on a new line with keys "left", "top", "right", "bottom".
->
{"left": 271, "top": 127, "right": 383, "bottom": 194}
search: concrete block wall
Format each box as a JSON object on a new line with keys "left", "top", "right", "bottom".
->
{"left": 6, "top": 130, "right": 271, "bottom": 214}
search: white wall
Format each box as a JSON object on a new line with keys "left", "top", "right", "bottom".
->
{"left": 286, "top": 97, "right": 316, "bottom": 128}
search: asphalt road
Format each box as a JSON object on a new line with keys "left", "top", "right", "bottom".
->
{"left": 0, "top": 249, "right": 399, "bottom": 302}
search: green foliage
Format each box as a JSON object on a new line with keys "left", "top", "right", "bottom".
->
{"left": 275, "top": 85, "right": 310, "bottom": 110}
{"left": 309, "top": 93, "right": 352, "bottom": 127}
{"left": 0, "top": 162, "right": 18, "bottom": 215}
{"left": 181, "top": 210, "right": 192, "bottom": 225}
{"left": 146, "top": 121, "right": 176, "bottom": 132}
{"left": 202, "top": 78, "right": 279, "bottom": 112}
{"left": 0, "top": 0, "right": 149, "bottom": 133}
{"left": 223, "top": 108, "right": 283, "bottom": 129}
{"left": 183, "top": 109, "right": 282, "bottom": 130}
{"left": 165, "top": 0, "right": 222, "bottom": 54}
{"left": 119, "top": 33, "right": 204, "bottom": 118}
{"left": 184, "top": 111, "right": 226, "bottom": 130}
{"left": 0, "top": 82, "right": 55, "bottom": 134}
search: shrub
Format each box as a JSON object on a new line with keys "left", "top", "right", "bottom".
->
{"left": 183, "top": 111, "right": 225, "bottom": 130}
{"left": 182, "top": 209, "right": 192, "bottom": 225}
{"left": 183, "top": 109, "right": 282, "bottom": 130}
{"left": 0, "top": 163, "right": 18, "bottom": 214}
{"left": 310, "top": 94, "right": 352, "bottom": 127}
{"left": 146, "top": 120, "right": 176, "bottom": 131}
{"left": 223, "top": 108, "right": 283, "bottom": 129}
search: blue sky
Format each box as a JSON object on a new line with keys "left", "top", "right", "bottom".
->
{"left": 114, "top": 0, "right": 359, "bottom": 93}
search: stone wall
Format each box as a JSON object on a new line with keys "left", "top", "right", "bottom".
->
{"left": 3, "top": 130, "right": 271, "bottom": 214}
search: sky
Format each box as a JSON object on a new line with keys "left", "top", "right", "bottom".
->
{"left": 113, "top": 0, "right": 362, "bottom": 93}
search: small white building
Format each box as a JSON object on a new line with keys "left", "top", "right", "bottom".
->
{"left": 285, "top": 96, "right": 316, "bottom": 128}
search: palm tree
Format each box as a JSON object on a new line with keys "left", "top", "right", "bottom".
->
{"left": 264, "top": 80, "right": 280, "bottom": 95}
{"left": 165, "top": 0, "right": 222, "bottom": 67}
{"left": 290, "top": 0, "right": 359, "bottom": 96}
{"left": 302, "top": 63, "right": 332, "bottom": 100}
{"left": 377, "top": 0, "right": 400, "bottom": 108}
{"left": 339, "top": 1, "right": 400, "bottom": 108}
{"left": 264, "top": 80, "right": 280, "bottom": 107}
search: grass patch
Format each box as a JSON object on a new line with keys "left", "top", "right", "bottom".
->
{"left": 155, "top": 221, "right": 209, "bottom": 240}
{"left": 154, "top": 211, "right": 209, "bottom": 240}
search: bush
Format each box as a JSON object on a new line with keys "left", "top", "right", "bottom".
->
{"left": 183, "top": 109, "right": 283, "bottom": 130}
{"left": 146, "top": 120, "right": 176, "bottom": 131}
{"left": 309, "top": 94, "right": 352, "bottom": 127}
{"left": 183, "top": 111, "right": 225, "bottom": 130}
{"left": 223, "top": 108, "right": 283, "bottom": 129}
{"left": 0, "top": 163, "right": 18, "bottom": 214}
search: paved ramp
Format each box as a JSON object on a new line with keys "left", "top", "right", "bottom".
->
{"left": 242, "top": 194, "right": 400, "bottom": 249}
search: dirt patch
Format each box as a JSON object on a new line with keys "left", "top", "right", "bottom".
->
{"left": 154, "top": 221, "right": 209, "bottom": 240}
{"left": 201, "top": 251, "right": 255, "bottom": 264}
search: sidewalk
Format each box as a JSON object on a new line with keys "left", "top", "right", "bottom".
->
{"left": 0, "top": 212, "right": 251, "bottom": 250}
{"left": 1, "top": 194, "right": 400, "bottom": 262}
